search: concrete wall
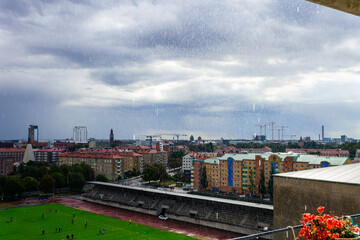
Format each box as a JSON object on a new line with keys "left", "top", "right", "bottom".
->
{"left": 274, "top": 176, "right": 360, "bottom": 230}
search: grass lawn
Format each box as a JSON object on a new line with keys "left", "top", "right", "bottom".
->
{"left": 0, "top": 204, "right": 195, "bottom": 240}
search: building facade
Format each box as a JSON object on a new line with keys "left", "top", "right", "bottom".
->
{"left": 182, "top": 153, "right": 197, "bottom": 172}
{"left": 28, "top": 125, "right": 39, "bottom": 143}
{"left": 136, "top": 149, "right": 168, "bottom": 166}
{"left": 34, "top": 149, "right": 65, "bottom": 165}
{"left": 73, "top": 126, "right": 88, "bottom": 144}
{"left": 59, "top": 152, "right": 123, "bottom": 180}
{"left": 62, "top": 149, "right": 144, "bottom": 178}
{"left": 0, "top": 148, "right": 26, "bottom": 176}
{"left": 118, "top": 152, "right": 143, "bottom": 173}
{"left": 193, "top": 153, "right": 352, "bottom": 194}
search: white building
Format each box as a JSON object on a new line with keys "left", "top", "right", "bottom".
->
{"left": 73, "top": 126, "right": 88, "bottom": 144}
{"left": 182, "top": 153, "right": 196, "bottom": 172}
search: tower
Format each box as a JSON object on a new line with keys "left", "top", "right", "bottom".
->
{"left": 28, "top": 125, "right": 38, "bottom": 143}
{"left": 322, "top": 125, "right": 324, "bottom": 141}
{"left": 110, "top": 129, "right": 114, "bottom": 145}
{"left": 73, "top": 126, "right": 88, "bottom": 144}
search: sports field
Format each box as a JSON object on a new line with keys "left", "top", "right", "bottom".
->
{"left": 0, "top": 204, "right": 195, "bottom": 240}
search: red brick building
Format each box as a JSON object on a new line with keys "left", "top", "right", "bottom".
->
{"left": 0, "top": 148, "right": 26, "bottom": 176}
{"left": 285, "top": 148, "right": 349, "bottom": 157}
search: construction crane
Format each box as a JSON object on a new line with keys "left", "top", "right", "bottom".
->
{"left": 268, "top": 122, "right": 275, "bottom": 141}
{"left": 276, "top": 129, "right": 281, "bottom": 142}
{"left": 161, "top": 133, "right": 187, "bottom": 145}
{"left": 287, "top": 135, "right": 297, "bottom": 141}
{"left": 146, "top": 135, "right": 162, "bottom": 149}
{"left": 263, "top": 123, "right": 267, "bottom": 139}
{"left": 276, "top": 126, "right": 288, "bottom": 141}
{"left": 255, "top": 124, "right": 263, "bottom": 136}
{"left": 280, "top": 126, "right": 288, "bottom": 141}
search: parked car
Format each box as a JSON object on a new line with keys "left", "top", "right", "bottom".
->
{"left": 158, "top": 215, "right": 168, "bottom": 220}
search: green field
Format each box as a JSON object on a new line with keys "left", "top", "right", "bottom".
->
{"left": 0, "top": 204, "right": 194, "bottom": 240}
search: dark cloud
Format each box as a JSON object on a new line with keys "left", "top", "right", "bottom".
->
{"left": 1, "top": 0, "right": 360, "bottom": 140}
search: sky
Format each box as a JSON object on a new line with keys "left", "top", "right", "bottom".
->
{"left": 1, "top": 0, "right": 360, "bottom": 141}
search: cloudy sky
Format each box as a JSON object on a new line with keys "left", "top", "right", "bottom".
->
{"left": 1, "top": 0, "right": 360, "bottom": 141}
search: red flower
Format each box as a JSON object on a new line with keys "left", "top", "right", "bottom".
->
{"left": 298, "top": 206, "right": 358, "bottom": 240}
{"left": 317, "top": 206, "right": 324, "bottom": 215}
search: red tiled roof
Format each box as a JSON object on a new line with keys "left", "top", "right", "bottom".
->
{"left": 138, "top": 145, "right": 150, "bottom": 150}
{"left": 286, "top": 148, "right": 349, "bottom": 156}
{"left": 227, "top": 146, "right": 237, "bottom": 150}
{"left": 60, "top": 152, "right": 123, "bottom": 160}
{"left": 0, "top": 148, "right": 26, "bottom": 153}
{"left": 36, "top": 149, "right": 66, "bottom": 152}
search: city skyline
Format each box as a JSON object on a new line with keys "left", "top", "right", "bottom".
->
{"left": 1, "top": 1, "right": 360, "bottom": 140}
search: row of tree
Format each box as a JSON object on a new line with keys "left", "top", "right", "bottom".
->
{"left": 341, "top": 142, "right": 360, "bottom": 159}
{"left": 168, "top": 150, "right": 186, "bottom": 168}
{"left": 188, "top": 143, "right": 214, "bottom": 152}
{"left": 0, "top": 161, "right": 107, "bottom": 201}
{"left": 141, "top": 164, "right": 170, "bottom": 183}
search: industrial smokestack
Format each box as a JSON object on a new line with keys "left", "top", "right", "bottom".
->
{"left": 322, "top": 125, "right": 324, "bottom": 141}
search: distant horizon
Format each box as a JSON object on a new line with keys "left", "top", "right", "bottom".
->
{"left": 0, "top": 135, "right": 357, "bottom": 142}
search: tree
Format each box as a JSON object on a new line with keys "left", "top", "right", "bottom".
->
{"left": 124, "top": 168, "right": 141, "bottom": 179}
{"left": 141, "top": 164, "right": 169, "bottom": 183}
{"left": 153, "top": 164, "right": 169, "bottom": 182}
{"left": 80, "top": 162, "right": 95, "bottom": 181}
{"left": 22, "top": 176, "right": 39, "bottom": 192}
{"left": 68, "top": 172, "right": 84, "bottom": 193}
{"left": 22, "top": 166, "right": 37, "bottom": 179}
{"left": 4, "top": 177, "right": 25, "bottom": 201}
{"left": 50, "top": 164, "right": 61, "bottom": 174}
{"left": 71, "top": 163, "right": 83, "bottom": 174}
{"left": 39, "top": 174, "right": 55, "bottom": 193}
{"left": 268, "top": 169, "right": 275, "bottom": 200}
{"left": 36, "top": 165, "right": 49, "bottom": 180}
{"left": 96, "top": 174, "right": 109, "bottom": 182}
{"left": 60, "top": 164, "right": 71, "bottom": 178}
{"left": 0, "top": 176, "right": 7, "bottom": 197}
{"left": 18, "top": 163, "right": 26, "bottom": 175}
{"left": 51, "top": 172, "right": 66, "bottom": 188}
{"left": 209, "top": 142, "right": 214, "bottom": 152}
{"left": 200, "top": 166, "right": 208, "bottom": 190}
{"left": 249, "top": 168, "right": 255, "bottom": 196}
{"left": 168, "top": 150, "right": 186, "bottom": 169}
{"left": 259, "top": 169, "right": 266, "bottom": 198}
{"left": 142, "top": 165, "right": 155, "bottom": 183}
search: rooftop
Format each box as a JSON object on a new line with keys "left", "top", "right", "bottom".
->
{"left": 275, "top": 163, "right": 360, "bottom": 185}
{"left": 213, "top": 152, "right": 349, "bottom": 166}
{"left": 88, "top": 181, "right": 273, "bottom": 210}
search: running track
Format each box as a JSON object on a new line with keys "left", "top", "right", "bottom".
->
{"left": 1, "top": 197, "right": 242, "bottom": 240}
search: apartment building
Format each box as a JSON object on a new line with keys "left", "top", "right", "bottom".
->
{"left": 193, "top": 152, "right": 352, "bottom": 194}
{"left": 0, "top": 148, "right": 26, "bottom": 176}
{"left": 59, "top": 152, "right": 123, "bottom": 180}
